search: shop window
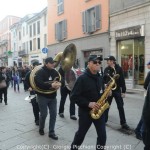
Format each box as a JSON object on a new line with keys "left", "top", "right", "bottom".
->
{"left": 118, "top": 38, "right": 144, "bottom": 87}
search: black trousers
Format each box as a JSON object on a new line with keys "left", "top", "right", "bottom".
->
{"left": 143, "top": 127, "right": 150, "bottom": 150}
{"left": 59, "top": 86, "right": 75, "bottom": 116}
{"left": 31, "top": 98, "right": 40, "bottom": 122}
{"left": 0, "top": 87, "right": 8, "bottom": 104}
{"left": 71, "top": 108, "right": 106, "bottom": 150}
{"left": 105, "top": 90, "right": 126, "bottom": 125}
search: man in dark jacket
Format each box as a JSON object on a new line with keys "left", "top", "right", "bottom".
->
{"left": 0, "top": 67, "right": 10, "bottom": 105}
{"left": 70, "top": 55, "right": 106, "bottom": 150}
{"left": 58, "top": 67, "right": 77, "bottom": 120}
{"left": 103, "top": 56, "right": 130, "bottom": 130}
{"left": 142, "top": 82, "right": 150, "bottom": 150}
{"left": 144, "top": 61, "right": 150, "bottom": 90}
{"left": 25, "top": 62, "right": 40, "bottom": 125}
{"left": 135, "top": 61, "right": 150, "bottom": 140}
{"left": 34, "top": 57, "right": 61, "bottom": 140}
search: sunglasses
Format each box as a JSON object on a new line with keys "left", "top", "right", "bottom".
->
{"left": 93, "top": 60, "right": 101, "bottom": 64}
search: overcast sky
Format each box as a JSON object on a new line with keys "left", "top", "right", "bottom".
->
{"left": 0, "top": 0, "right": 47, "bottom": 21}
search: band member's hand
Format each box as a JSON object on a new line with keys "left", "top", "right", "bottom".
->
{"left": 88, "top": 102, "right": 100, "bottom": 110}
{"left": 108, "top": 90, "right": 112, "bottom": 96}
{"left": 121, "top": 93, "right": 125, "bottom": 98}
{"left": 28, "top": 87, "right": 33, "bottom": 91}
{"left": 52, "top": 81, "right": 61, "bottom": 90}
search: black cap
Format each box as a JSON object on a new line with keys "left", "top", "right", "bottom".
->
{"left": 104, "top": 56, "right": 116, "bottom": 61}
{"left": 32, "top": 61, "right": 40, "bottom": 66}
{"left": 45, "top": 57, "right": 55, "bottom": 64}
{"left": 147, "top": 61, "right": 150, "bottom": 65}
{"left": 88, "top": 55, "right": 103, "bottom": 62}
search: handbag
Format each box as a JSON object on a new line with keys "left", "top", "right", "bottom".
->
{"left": 0, "top": 80, "right": 7, "bottom": 88}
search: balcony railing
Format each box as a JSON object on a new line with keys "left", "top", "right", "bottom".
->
{"left": 18, "top": 49, "right": 28, "bottom": 56}
{"left": 0, "top": 39, "right": 8, "bottom": 46}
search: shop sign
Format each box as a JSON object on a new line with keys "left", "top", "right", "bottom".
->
{"left": 115, "top": 25, "right": 144, "bottom": 40}
{"left": 31, "top": 55, "right": 39, "bottom": 58}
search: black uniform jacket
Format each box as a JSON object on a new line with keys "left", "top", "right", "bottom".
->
{"left": 25, "top": 71, "right": 36, "bottom": 95}
{"left": 103, "top": 64, "right": 126, "bottom": 93}
{"left": 144, "top": 71, "right": 150, "bottom": 90}
{"left": 0, "top": 72, "right": 10, "bottom": 88}
{"left": 143, "top": 83, "right": 150, "bottom": 129}
{"left": 70, "top": 68, "right": 104, "bottom": 111}
{"left": 34, "top": 66, "right": 60, "bottom": 99}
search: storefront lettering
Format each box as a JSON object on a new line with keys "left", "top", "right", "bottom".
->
{"left": 115, "top": 26, "right": 144, "bottom": 39}
{"left": 31, "top": 56, "right": 39, "bottom": 58}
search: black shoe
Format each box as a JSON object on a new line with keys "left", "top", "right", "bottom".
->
{"left": 136, "top": 133, "right": 142, "bottom": 140}
{"left": 35, "top": 120, "right": 39, "bottom": 126}
{"left": 134, "top": 130, "right": 142, "bottom": 140}
{"left": 122, "top": 123, "right": 130, "bottom": 130}
{"left": 70, "top": 115, "right": 77, "bottom": 120}
{"left": 5, "top": 103, "right": 8, "bottom": 105}
{"left": 39, "top": 129, "right": 44, "bottom": 135}
{"left": 59, "top": 113, "right": 64, "bottom": 118}
{"left": 49, "top": 134, "right": 58, "bottom": 140}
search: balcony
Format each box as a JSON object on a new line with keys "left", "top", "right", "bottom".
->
{"left": 18, "top": 49, "right": 28, "bottom": 56}
{"left": 0, "top": 39, "right": 8, "bottom": 46}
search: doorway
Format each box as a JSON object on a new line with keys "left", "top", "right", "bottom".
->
{"left": 118, "top": 38, "right": 144, "bottom": 88}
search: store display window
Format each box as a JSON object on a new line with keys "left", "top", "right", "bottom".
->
{"left": 118, "top": 38, "right": 144, "bottom": 87}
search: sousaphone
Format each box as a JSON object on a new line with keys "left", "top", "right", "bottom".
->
{"left": 29, "top": 43, "right": 77, "bottom": 94}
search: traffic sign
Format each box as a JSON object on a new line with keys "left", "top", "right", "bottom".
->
{"left": 42, "top": 47, "right": 48, "bottom": 54}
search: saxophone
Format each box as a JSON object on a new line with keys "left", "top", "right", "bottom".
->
{"left": 90, "top": 73, "right": 120, "bottom": 119}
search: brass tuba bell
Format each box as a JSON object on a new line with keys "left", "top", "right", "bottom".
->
{"left": 29, "top": 43, "right": 77, "bottom": 94}
{"left": 54, "top": 43, "right": 77, "bottom": 71}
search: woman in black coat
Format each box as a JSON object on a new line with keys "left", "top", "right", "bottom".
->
{"left": 0, "top": 67, "right": 10, "bottom": 105}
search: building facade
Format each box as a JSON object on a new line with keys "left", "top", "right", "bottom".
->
{"left": 27, "top": 8, "right": 48, "bottom": 65}
{"left": 47, "top": 0, "right": 109, "bottom": 68}
{"left": 0, "top": 16, "right": 20, "bottom": 66}
{"left": 110, "top": 0, "right": 150, "bottom": 89}
{"left": 9, "top": 8, "right": 48, "bottom": 67}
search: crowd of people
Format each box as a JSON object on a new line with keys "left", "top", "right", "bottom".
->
{"left": 0, "top": 55, "right": 149, "bottom": 150}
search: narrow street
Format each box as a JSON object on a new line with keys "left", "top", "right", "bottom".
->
{"left": 0, "top": 84, "right": 144, "bottom": 150}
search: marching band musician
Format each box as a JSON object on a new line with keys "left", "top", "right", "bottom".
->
{"left": 34, "top": 57, "right": 61, "bottom": 140}
{"left": 70, "top": 55, "right": 106, "bottom": 150}
{"left": 25, "top": 61, "right": 40, "bottom": 126}
{"left": 58, "top": 67, "right": 77, "bottom": 120}
{"left": 103, "top": 56, "right": 130, "bottom": 130}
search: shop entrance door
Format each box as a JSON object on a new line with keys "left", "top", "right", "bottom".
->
{"left": 134, "top": 39, "right": 144, "bottom": 87}
{"left": 118, "top": 38, "right": 144, "bottom": 89}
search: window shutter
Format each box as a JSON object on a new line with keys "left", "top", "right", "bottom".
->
{"left": 82, "top": 11, "right": 87, "bottom": 33}
{"left": 62, "top": 20, "right": 67, "bottom": 39}
{"left": 95, "top": 5, "right": 101, "bottom": 29}
{"left": 62, "top": 0, "right": 64, "bottom": 12}
{"left": 55, "top": 23, "right": 58, "bottom": 40}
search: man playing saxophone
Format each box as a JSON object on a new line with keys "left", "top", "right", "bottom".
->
{"left": 103, "top": 56, "right": 130, "bottom": 130}
{"left": 70, "top": 55, "right": 106, "bottom": 150}
{"left": 34, "top": 57, "right": 61, "bottom": 140}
